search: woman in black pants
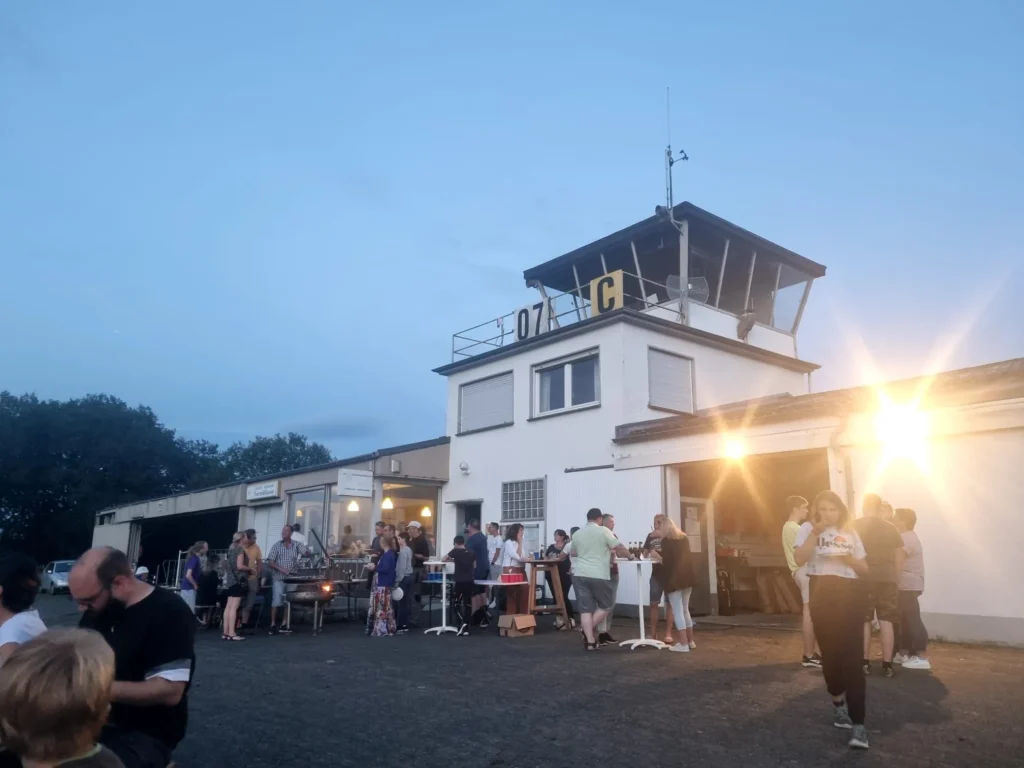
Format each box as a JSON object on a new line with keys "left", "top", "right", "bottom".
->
{"left": 794, "top": 490, "right": 871, "bottom": 750}
{"left": 545, "top": 529, "right": 575, "bottom": 629}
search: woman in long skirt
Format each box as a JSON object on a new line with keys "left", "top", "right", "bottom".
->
{"left": 366, "top": 532, "right": 397, "bottom": 636}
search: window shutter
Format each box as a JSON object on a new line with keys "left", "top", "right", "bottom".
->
{"left": 648, "top": 349, "right": 694, "bottom": 413}
{"left": 459, "top": 372, "right": 514, "bottom": 432}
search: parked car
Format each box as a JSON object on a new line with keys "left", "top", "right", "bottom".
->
{"left": 40, "top": 560, "right": 75, "bottom": 594}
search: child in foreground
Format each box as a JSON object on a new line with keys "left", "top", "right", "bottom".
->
{"left": 0, "top": 628, "right": 124, "bottom": 767}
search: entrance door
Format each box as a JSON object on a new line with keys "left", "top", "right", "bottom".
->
{"left": 680, "top": 498, "right": 712, "bottom": 615}
{"left": 454, "top": 502, "right": 482, "bottom": 536}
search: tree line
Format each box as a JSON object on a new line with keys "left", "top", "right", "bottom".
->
{"left": 0, "top": 392, "right": 334, "bottom": 563}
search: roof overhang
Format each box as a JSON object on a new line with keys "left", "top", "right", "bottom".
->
{"left": 522, "top": 201, "right": 827, "bottom": 293}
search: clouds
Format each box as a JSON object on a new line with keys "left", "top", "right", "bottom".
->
{"left": 287, "top": 416, "right": 386, "bottom": 444}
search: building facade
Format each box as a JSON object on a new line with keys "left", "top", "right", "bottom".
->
{"left": 436, "top": 201, "right": 1024, "bottom": 645}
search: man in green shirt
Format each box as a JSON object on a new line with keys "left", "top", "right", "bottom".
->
{"left": 781, "top": 495, "right": 820, "bottom": 668}
{"left": 568, "top": 508, "right": 632, "bottom": 651}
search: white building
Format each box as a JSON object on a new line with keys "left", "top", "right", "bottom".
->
{"left": 437, "top": 201, "right": 1024, "bottom": 645}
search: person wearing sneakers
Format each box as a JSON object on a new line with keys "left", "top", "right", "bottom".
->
{"left": 649, "top": 516, "right": 697, "bottom": 653}
{"left": 854, "top": 493, "right": 904, "bottom": 678}
{"left": 781, "top": 495, "right": 821, "bottom": 668}
{"left": 794, "top": 490, "right": 870, "bottom": 750}
{"left": 893, "top": 508, "right": 931, "bottom": 670}
{"left": 595, "top": 513, "right": 621, "bottom": 646}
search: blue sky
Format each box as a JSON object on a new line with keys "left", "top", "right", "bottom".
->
{"left": 2, "top": 2, "right": 1022, "bottom": 456}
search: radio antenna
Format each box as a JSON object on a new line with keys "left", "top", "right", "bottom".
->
{"left": 661, "top": 86, "right": 689, "bottom": 228}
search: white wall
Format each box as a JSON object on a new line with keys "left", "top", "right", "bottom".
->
{"left": 619, "top": 322, "right": 808, "bottom": 424}
{"left": 844, "top": 427, "right": 1024, "bottom": 644}
{"left": 441, "top": 315, "right": 807, "bottom": 593}
{"left": 92, "top": 522, "right": 132, "bottom": 551}
{"left": 442, "top": 323, "right": 629, "bottom": 544}
{"left": 688, "top": 302, "right": 796, "bottom": 358}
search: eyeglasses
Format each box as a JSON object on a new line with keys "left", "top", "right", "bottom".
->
{"left": 74, "top": 583, "right": 110, "bottom": 609}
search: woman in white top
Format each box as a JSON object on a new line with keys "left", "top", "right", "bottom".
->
{"left": 500, "top": 523, "right": 528, "bottom": 614}
{"left": 0, "top": 554, "right": 47, "bottom": 664}
{"left": 794, "top": 490, "right": 870, "bottom": 751}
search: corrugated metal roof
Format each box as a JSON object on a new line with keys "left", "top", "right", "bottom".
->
{"left": 614, "top": 358, "right": 1024, "bottom": 444}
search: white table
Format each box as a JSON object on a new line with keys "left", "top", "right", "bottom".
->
{"left": 615, "top": 558, "right": 667, "bottom": 651}
{"left": 423, "top": 560, "right": 459, "bottom": 635}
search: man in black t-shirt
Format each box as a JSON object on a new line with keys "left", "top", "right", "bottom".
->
{"left": 70, "top": 548, "right": 196, "bottom": 768}
{"left": 853, "top": 494, "right": 905, "bottom": 677}
{"left": 443, "top": 536, "right": 477, "bottom": 635}
{"left": 407, "top": 521, "right": 432, "bottom": 623}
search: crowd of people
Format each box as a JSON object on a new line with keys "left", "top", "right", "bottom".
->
{"left": 780, "top": 489, "right": 930, "bottom": 751}
{"left": 0, "top": 491, "right": 930, "bottom": 761}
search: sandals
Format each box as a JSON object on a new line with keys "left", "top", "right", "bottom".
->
{"left": 221, "top": 635, "right": 245, "bottom": 641}
{"left": 582, "top": 633, "right": 599, "bottom": 652}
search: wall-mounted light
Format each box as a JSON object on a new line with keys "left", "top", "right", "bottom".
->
{"left": 347, "top": 500, "right": 360, "bottom": 513}
{"left": 382, "top": 497, "right": 395, "bottom": 511}
{"left": 421, "top": 507, "right": 432, "bottom": 518}
{"left": 296, "top": 509, "right": 304, "bottom": 518}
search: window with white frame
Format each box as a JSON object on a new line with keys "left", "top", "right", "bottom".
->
{"left": 648, "top": 347, "right": 694, "bottom": 414}
{"left": 458, "top": 371, "right": 514, "bottom": 433}
{"left": 534, "top": 351, "right": 600, "bottom": 416}
{"left": 501, "top": 478, "right": 545, "bottom": 522}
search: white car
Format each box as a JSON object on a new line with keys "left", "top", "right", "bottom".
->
{"left": 40, "top": 560, "right": 75, "bottom": 595}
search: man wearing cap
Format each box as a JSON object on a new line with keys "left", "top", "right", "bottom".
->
{"left": 407, "top": 521, "right": 431, "bottom": 623}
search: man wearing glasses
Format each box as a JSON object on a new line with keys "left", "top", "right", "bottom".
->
{"left": 69, "top": 547, "right": 196, "bottom": 768}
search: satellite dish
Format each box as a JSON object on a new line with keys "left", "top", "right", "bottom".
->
{"left": 687, "top": 277, "right": 709, "bottom": 305}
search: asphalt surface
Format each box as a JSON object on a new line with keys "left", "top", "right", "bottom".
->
{"left": 34, "top": 596, "right": 1024, "bottom": 768}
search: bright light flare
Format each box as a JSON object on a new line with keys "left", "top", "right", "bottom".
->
{"left": 724, "top": 437, "right": 746, "bottom": 461}
{"left": 874, "top": 395, "right": 930, "bottom": 469}
{"left": 346, "top": 500, "right": 360, "bottom": 513}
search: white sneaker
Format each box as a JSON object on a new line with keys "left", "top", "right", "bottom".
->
{"left": 893, "top": 652, "right": 908, "bottom": 665}
{"left": 902, "top": 656, "right": 932, "bottom": 670}
{"left": 688, "top": 640, "right": 697, "bottom": 650}
{"left": 669, "top": 642, "right": 690, "bottom": 653}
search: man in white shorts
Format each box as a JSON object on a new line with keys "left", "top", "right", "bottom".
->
{"left": 782, "top": 495, "right": 820, "bottom": 668}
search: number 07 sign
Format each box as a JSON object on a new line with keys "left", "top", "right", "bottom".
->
{"left": 513, "top": 300, "right": 550, "bottom": 342}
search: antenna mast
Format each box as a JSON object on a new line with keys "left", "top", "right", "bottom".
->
{"left": 664, "top": 86, "right": 688, "bottom": 216}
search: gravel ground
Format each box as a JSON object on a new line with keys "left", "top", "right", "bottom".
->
{"left": 35, "top": 596, "right": 1024, "bottom": 768}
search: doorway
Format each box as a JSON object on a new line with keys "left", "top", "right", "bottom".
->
{"left": 680, "top": 497, "right": 713, "bottom": 615}
{"left": 454, "top": 501, "right": 482, "bottom": 536}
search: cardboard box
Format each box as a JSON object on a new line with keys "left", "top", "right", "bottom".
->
{"left": 498, "top": 614, "right": 537, "bottom": 637}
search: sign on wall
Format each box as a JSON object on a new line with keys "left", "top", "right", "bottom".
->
{"left": 338, "top": 468, "right": 373, "bottom": 498}
{"left": 246, "top": 481, "right": 280, "bottom": 502}
{"left": 512, "top": 300, "right": 550, "bottom": 342}
{"left": 589, "top": 270, "right": 624, "bottom": 315}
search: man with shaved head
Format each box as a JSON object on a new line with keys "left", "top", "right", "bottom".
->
{"left": 70, "top": 547, "right": 196, "bottom": 768}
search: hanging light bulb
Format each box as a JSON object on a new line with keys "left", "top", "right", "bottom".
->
{"left": 347, "top": 500, "right": 359, "bottom": 513}
{"left": 382, "top": 497, "right": 394, "bottom": 510}
{"left": 420, "top": 507, "right": 432, "bottom": 518}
